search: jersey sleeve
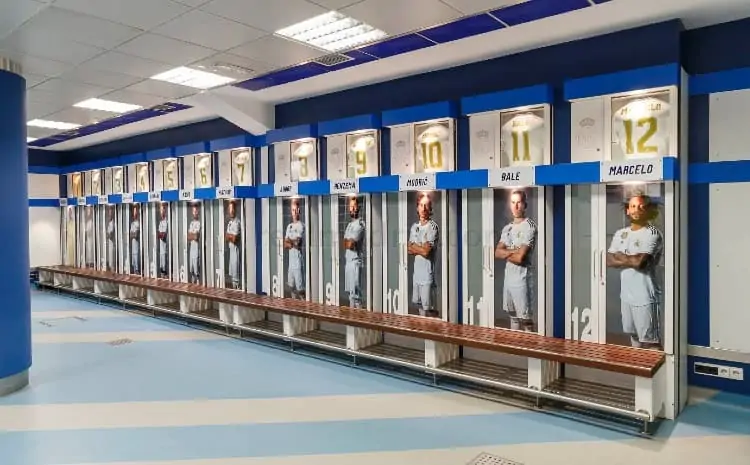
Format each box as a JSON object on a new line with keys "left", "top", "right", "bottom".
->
{"left": 498, "top": 224, "right": 511, "bottom": 246}
{"left": 636, "top": 227, "right": 662, "bottom": 256}
{"left": 408, "top": 224, "right": 418, "bottom": 243}
{"left": 351, "top": 220, "right": 365, "bottom": 243}
{"left": 517, "top": 220, "right": 536, "bottom": 247}
{"left": 607, "top": 230, "right": 623, "bottom": 253}
{"left": 284, "top": 224, "right": 292, "bottom": 239}
{"left": 424, "top": 221, "right": 438, "bottom": 246}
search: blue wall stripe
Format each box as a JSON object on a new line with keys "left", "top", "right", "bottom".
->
{"left": 161, "top": 190, "right": 179, "bottom": 202}
{"left": 688, "top": 356, "right": 750, "bottom": 395}
{"left": 456, "top": 117, "right": 470, "bottom": 171}
{"left": 120, "top": 153, "right": 147, "bottom": 165}
{"left": 552, "top": 86, "right": 571, "bottom": 338}
{"left": 688, "top": 160, "right": 750, "bottom": 183}
{"left": 107, "top": 194, "right": 122, "bottom": 204}
{"left": 491, "top": 0, "right": 591, "bottom": 27}
{"left": 359, "top": 175, "right": 399, "bottom": 193}
{"left": 436, "top": 170, "right": 488, "bottom": 190}
{"left": 256, "top": 184, "right": 275, "bottom": 198}
{"left": 461, "top": 84, "right": 554, "bottom": 115}
{"left": 358, "top": 34, "right": 434, "bottom": 59}
{"left": 175, "top": 142, "right": 209, "bottom": 157}
{"left": 318, "top": 114, "right": 382, "bottom": 136}
{"left": 132, "top": 192, "right": 149, "bottom": 203}
{"left": 234, "top": 186, "right": 257, "bottom": 198}
{"left": 690, "top": 67, "right": 750, "bottom": 95}
{"left": 564, "top": 63, "right": 681, "bottom": 101}
{"left": 298, "top": 180, "right": 330, "bottom": 196}
{"left": 266, "top": 124, "right": 318, "bottom": 144}
{"left": 28, "top": 198, "right": 59, "bottom": 207}
{"left": 193, "top": 187, "right": 216, "bottom": 200}
{"left": 28, "top": 166, "right": 61, "bottom": 175}
{"left": 420, "top": 13, "right": 504, "bottom": 44}
{"left": 146, "top": 148, "right": 174, "bottom": 161}
{"left": 209, "top": 135, "right": 257, "bottom": 152}
{"left": 536, "top": 162, "right": 599, "bottom": 185}
{"left": 382, "top": 101, "right": 459, "bottom": 127}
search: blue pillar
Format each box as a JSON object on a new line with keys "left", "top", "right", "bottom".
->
{"left": 0, "top": 59, "right": 31, "bottom": 395}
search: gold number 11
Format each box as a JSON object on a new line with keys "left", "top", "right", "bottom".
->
{"left": 511, "top": 131, "right": 531, "bottom": 161}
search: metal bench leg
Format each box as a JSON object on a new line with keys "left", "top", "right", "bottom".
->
{"left": 527, "top": 358, "right": 561, "bottom": 408}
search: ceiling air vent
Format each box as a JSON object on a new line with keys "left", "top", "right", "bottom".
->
{"left": 314, "top": 54, "right": 354, "bottom": 67}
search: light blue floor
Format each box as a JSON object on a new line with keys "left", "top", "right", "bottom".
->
{"left": 2, "top": 289, "right": 749, "bottom": 465}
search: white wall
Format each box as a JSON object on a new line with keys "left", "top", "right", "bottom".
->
{"left": 28, "top": 173, "right": 61, "bottom": 268}
{"left": 708, "top": 90, "right": 750, "bottom": 353}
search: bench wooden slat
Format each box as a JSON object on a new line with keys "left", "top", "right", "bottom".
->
{"left": 38, "top": 266, "right": 665, "bottom": 377}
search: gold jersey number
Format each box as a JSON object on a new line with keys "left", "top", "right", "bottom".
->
{"left": 623, "top": 117, "right": 658, "bottom": 155}
{"left": 511, "top": 130, "right": 532, "bottom": 162}
{"left": 420, "top": 141, "right": 443, "bottom": 170}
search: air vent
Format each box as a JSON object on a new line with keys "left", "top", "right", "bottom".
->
{"left": 466, "top": 453, "right": 523, "bottom": 465}
{"left": 314, "top": 54, "right": 354, "bottom": 67}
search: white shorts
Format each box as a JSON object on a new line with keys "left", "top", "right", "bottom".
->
{"left": 412, "top": 282, "right": 434, "bottom": 311}
{"left": 344, "top": 260, "right": 361, "bottom": 301}
{"left": 287, "top": 267, "right": 305, "bottom": 292}
{"left": 621, "top": 301, "right": 660, "bottom": 344}
{"left": 503, "top": 285, "right": 531, "bottom": 320}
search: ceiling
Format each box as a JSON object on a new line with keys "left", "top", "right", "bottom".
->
{"left": 4, "top": 0, "right": 750, "bottom": 152}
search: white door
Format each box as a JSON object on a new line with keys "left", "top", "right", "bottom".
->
{"left": 277, "top": 197, "right": 309, "bottom": 300}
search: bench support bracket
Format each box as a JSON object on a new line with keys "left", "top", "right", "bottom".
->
{"left": 346, "top": 326, "right": 382, "bottom": 351}
{"left": 425, "top": 340, "right": 459, "bottom": 368}
{"left": 283, "top": 314, "right": 317, "bottom": 337}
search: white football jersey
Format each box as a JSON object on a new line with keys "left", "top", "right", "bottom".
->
{"left": 233, "top": 151, "right": 251, "bottom": 184}
{"left": 501, "top": 113, "right": 546, "bottom": 166}
{"left": 612, "top": 97, "right": 671, "bottom": 159}
{"left": 347, "top": 135, "right": 376, "bottom": 178}
{"left": 415, "top": 124, "right": 451, "bottom": 172}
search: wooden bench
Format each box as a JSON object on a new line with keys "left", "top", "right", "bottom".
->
{"left": 36, "top": 265, "right": 667, "bottom": 433}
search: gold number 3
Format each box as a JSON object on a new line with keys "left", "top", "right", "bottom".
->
{"left": 623, "top": 117, "right": 658, "bottom": 155}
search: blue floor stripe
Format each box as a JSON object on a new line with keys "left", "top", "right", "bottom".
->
{"left": 32, "top": 313, "right": 185, "bottom": 333}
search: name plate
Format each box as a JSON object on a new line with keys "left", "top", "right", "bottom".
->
{"left": 77, "top": 197, "right": 86, "bottom": 205}
{"left": 274, "top": 182, "right": 298, "bottom": 197}
{"left": 179, "top": 189, "right": 194, "bottom": 201}
{"left": 488, "top": 166, "right": 535, "bottom": 188}
{"left": 97, "top": 195, "right": 109, "bottom": 205}
{"left": 121, "top": 193, "right": 134, "bottom": 203}
{"left": 330, "top": 178, "right": 359, "bottom": 195}
{"left": 59, "top": 198, "right": 68, "bottom": 207}
{"left": 399, "top": 173, "right": 436, "bottom": 191}
{"left": 216, "top": 186, "right": 233, "bottom": 199}
{"left": 601, "top": 159, "right": 662, "bottom": 183}
{"left": 148, "top": 191, "right": 161, "bottom": 202}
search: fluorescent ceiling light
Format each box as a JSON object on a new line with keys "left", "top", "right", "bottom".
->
{"left": 27, "top": 137, "right": 37, "bottom": 143}
{"left": 150, "top": 66, "right": 236, "bottom": 89}
{"left": 27, "top": 119, "right": 81, "bottom": 130}
{"left": 74, "top": 98, "right": 142, "bottom": 114}
{"left": 276, "top": 11, "right": 387, "bottom": 52}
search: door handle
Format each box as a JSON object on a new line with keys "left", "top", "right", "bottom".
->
{"left": 592, "top": 250, "right": 597, "bottom": 278}
{"left": 600, "top": 250, "right": 605, "bottom": 280}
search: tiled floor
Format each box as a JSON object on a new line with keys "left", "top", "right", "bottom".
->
{"left": 1, "top": 289, "right": 749, "bottom": 465}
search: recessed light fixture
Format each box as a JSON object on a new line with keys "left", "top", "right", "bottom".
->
{"left": 276, "top": 11, "right": 387, "bottom": 52}
{"left": 27, "top": 137, "right": 37, "bottom": 143}
{"left": 150, "top": 66, "right": 236, "bottom": 89}
{"left": 74, "top": 98, "right": 142, "bottom": 114}
{"left": 27, "top": 119, "right": 81, "bottom": 130}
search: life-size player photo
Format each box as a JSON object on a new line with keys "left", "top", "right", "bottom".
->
{"left": 606, "top": 188, "right": 664, "bottom": 350}
{"left": 84, "top": 206, "right": 95, "bottom": 268}
{"left": 224, "top": 200, "right": 242, "bottom": 289}
{"left": 156, "top": 202, "right": 170, "bottom": 279}
{"left": 129, "top": 204, "right": 142, "bottom": 275}
{"left": 339, "top": 195, "right": 366, "bottom": 309}
{"left": 407, "top": 191, "right": 442, "bottom": 318}
{"left": 283, "top": 197, "right": 306, "bottom": 300}
{"left": 187, "top": 203, "right": 203, "bottom": 284}
{"left": 493, "top": 189, "right": 538, "bottom": 332}
{"left": 105, "top": 205, "right": 117, "bottom": 272}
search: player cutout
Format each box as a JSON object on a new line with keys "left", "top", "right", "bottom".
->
{"left": 342, "top": 196, "right": 365, "bottom": 308}
{"left": 408, "top": 192, "right": 439, "bottom": 317}
{"left": 606, "top": 193, "right": 664, "bottom": 350}
{"left": 85, "top": 207, "right": 95, "bottom": 268}
{"left": 225, "top": 201, "right": 242, "bottom": 289}
{"left": 187, "top": 204, "right": 202, "bottom": 283}
{"left": 284, "top": 198, "right": 306, "bottom": 299}
{"left": 612, "top": 97, "right": 670, "bottom": 159}
{"left": 495, "top": 190, "right": 537, "bottom": 332}
{"left": 129, "top": 205, "right": 141, "bottom": 274}
{"left": 157, "top": 203, "right": 169, "bottom": 278}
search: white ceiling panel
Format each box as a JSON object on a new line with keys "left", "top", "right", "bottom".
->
{"left": 124, "top": 79, "right": 198, "bottom": 100}
{"left": 0, "top": 29, "right": 105, "bottom": 65}
{"left": 438, "top": 0, "right": 524, "bottom": 15}
{"left": 0, "top": 0, "right": 46, "bottom": 39}
{"left": 83, "top": 51, "right": 174, "bottom": 79}
{"left": 1, "top": 51, "right": 73, "bottom": 77}
{"left": 342, "top": 0, "right": 462, "bottom": 35}
{"left": 154, "top": 10, "right": 267, "bottom": 51}
{"left": 27, "top": 126, "right": 60, "bottom": 139}
{"left": 309, "top": 0, "right": 365, "bottom": 9}
{"left": 24, "top": 73, "right": 49, "bottom": 88}
{"left": 21, "top": 7, "right": 143, "bottom": 50}
{"left": 32, "top": 78, "right": 114, "bottom": 103}
{"left": 59, "top": 65, "right": 143, "bottom": 89}
{"left": 191, "top": 52, "right": 275, "bottom": 80}
{"left": 116, "top": 33, "right": 217, "bottom": 66}
{"left": 172, "top": 0, "right": 212, "bottom": 6}
{"left": 54, "top": 0, "right": 192, "bottom": 30}
{"left": 46, "top": 107, "right": 119, "bottom": 126}
{"left": 229, "top": 35, "right": 325, "bottom": 68}
{"left": 101, "top": 89, "right": 167, "bottom": 108}
{"left": 202, "top": 0, "right": 327, "bottom": 33}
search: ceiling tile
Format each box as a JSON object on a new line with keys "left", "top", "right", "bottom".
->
{"left": 0, "top": 51, "right": 73, "bottom": 77}
{"left": 0, "top": 28, "right": 106, "bottom": 65}
{"left": 0, "top": 0, "right": 45, "bottom": 39}
{"left": 438, "top": 0, "right": 525, "bottom": 15}
{"left": 101, "top": 89, "right": 166, "bottom": 108}
{"left": 191, "top": 52, "right": 275, "bottom": 80}
{"left": 124, "top": 79, "right": 198, "bottom": 100}
{"left": 342, "top": 0, "right": 462, "bottom": 35}
{"left": 19, "top": 6, "right": 143, "bottom": 49}
{"left": 59, "top": 65, "right": 143, "bottom": 89}
{"left": 202, "top": 0, "right": 327, "bottom": 33}
{"left": 33, "top": 78, "right": 115, "bottom": 103}
{"left": 24, "top": 73, "right": 49, "bottom": 88}
{"left": 27, "top": 125, "right": 60, "bottom": 139}
{"left": 229, "top": 35, "right": 325, "bottom": 68}
{"left": 116, "top": 33, "right": 217, "bottom": 66}
{"left": 308, "top": 0, "right": 364, "bottom": 9}
{"left": 172, "top": 0, "right": 211, "bottom": 6}
{"left": 83, "top": 51, "right": 174, "bottom": 79}
{"left": 46, "top": 107, "right": 120, "bottom": 126}
{"left": 154, "top": 10, "right": 266, "bottom": 51}
{"left": 54, "top": 0, "right": 192, "bottom": 30}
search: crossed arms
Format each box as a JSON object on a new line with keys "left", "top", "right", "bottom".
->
{"left": 495, "top": 242, "right": 531, "bottom": 266}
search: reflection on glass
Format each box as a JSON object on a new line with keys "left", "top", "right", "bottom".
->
{"left": 605, "top": 184, "right": 665, "bottom": 350}
{"left": 105, "top": 206, "right": 117, "bottom": 272}
{"left": 157, "top": 203, "right": 170, "bottom": 279}
{"left": 283, "top": 197, "right": 306, "bottom": 299}
{"left": 465, "top": 190, "right": 484, "bottom": 325}
{"left": 340, "top": 195, "right": 366, "bottom": 308}
{"left": 570, "top": 185, "right": 595, "bottom": 341}
{"left": 493, "top": 189, "right": 538, "bottom": 332}
{"left": 407, "top": 191, "right": 442, "bottom": 318}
